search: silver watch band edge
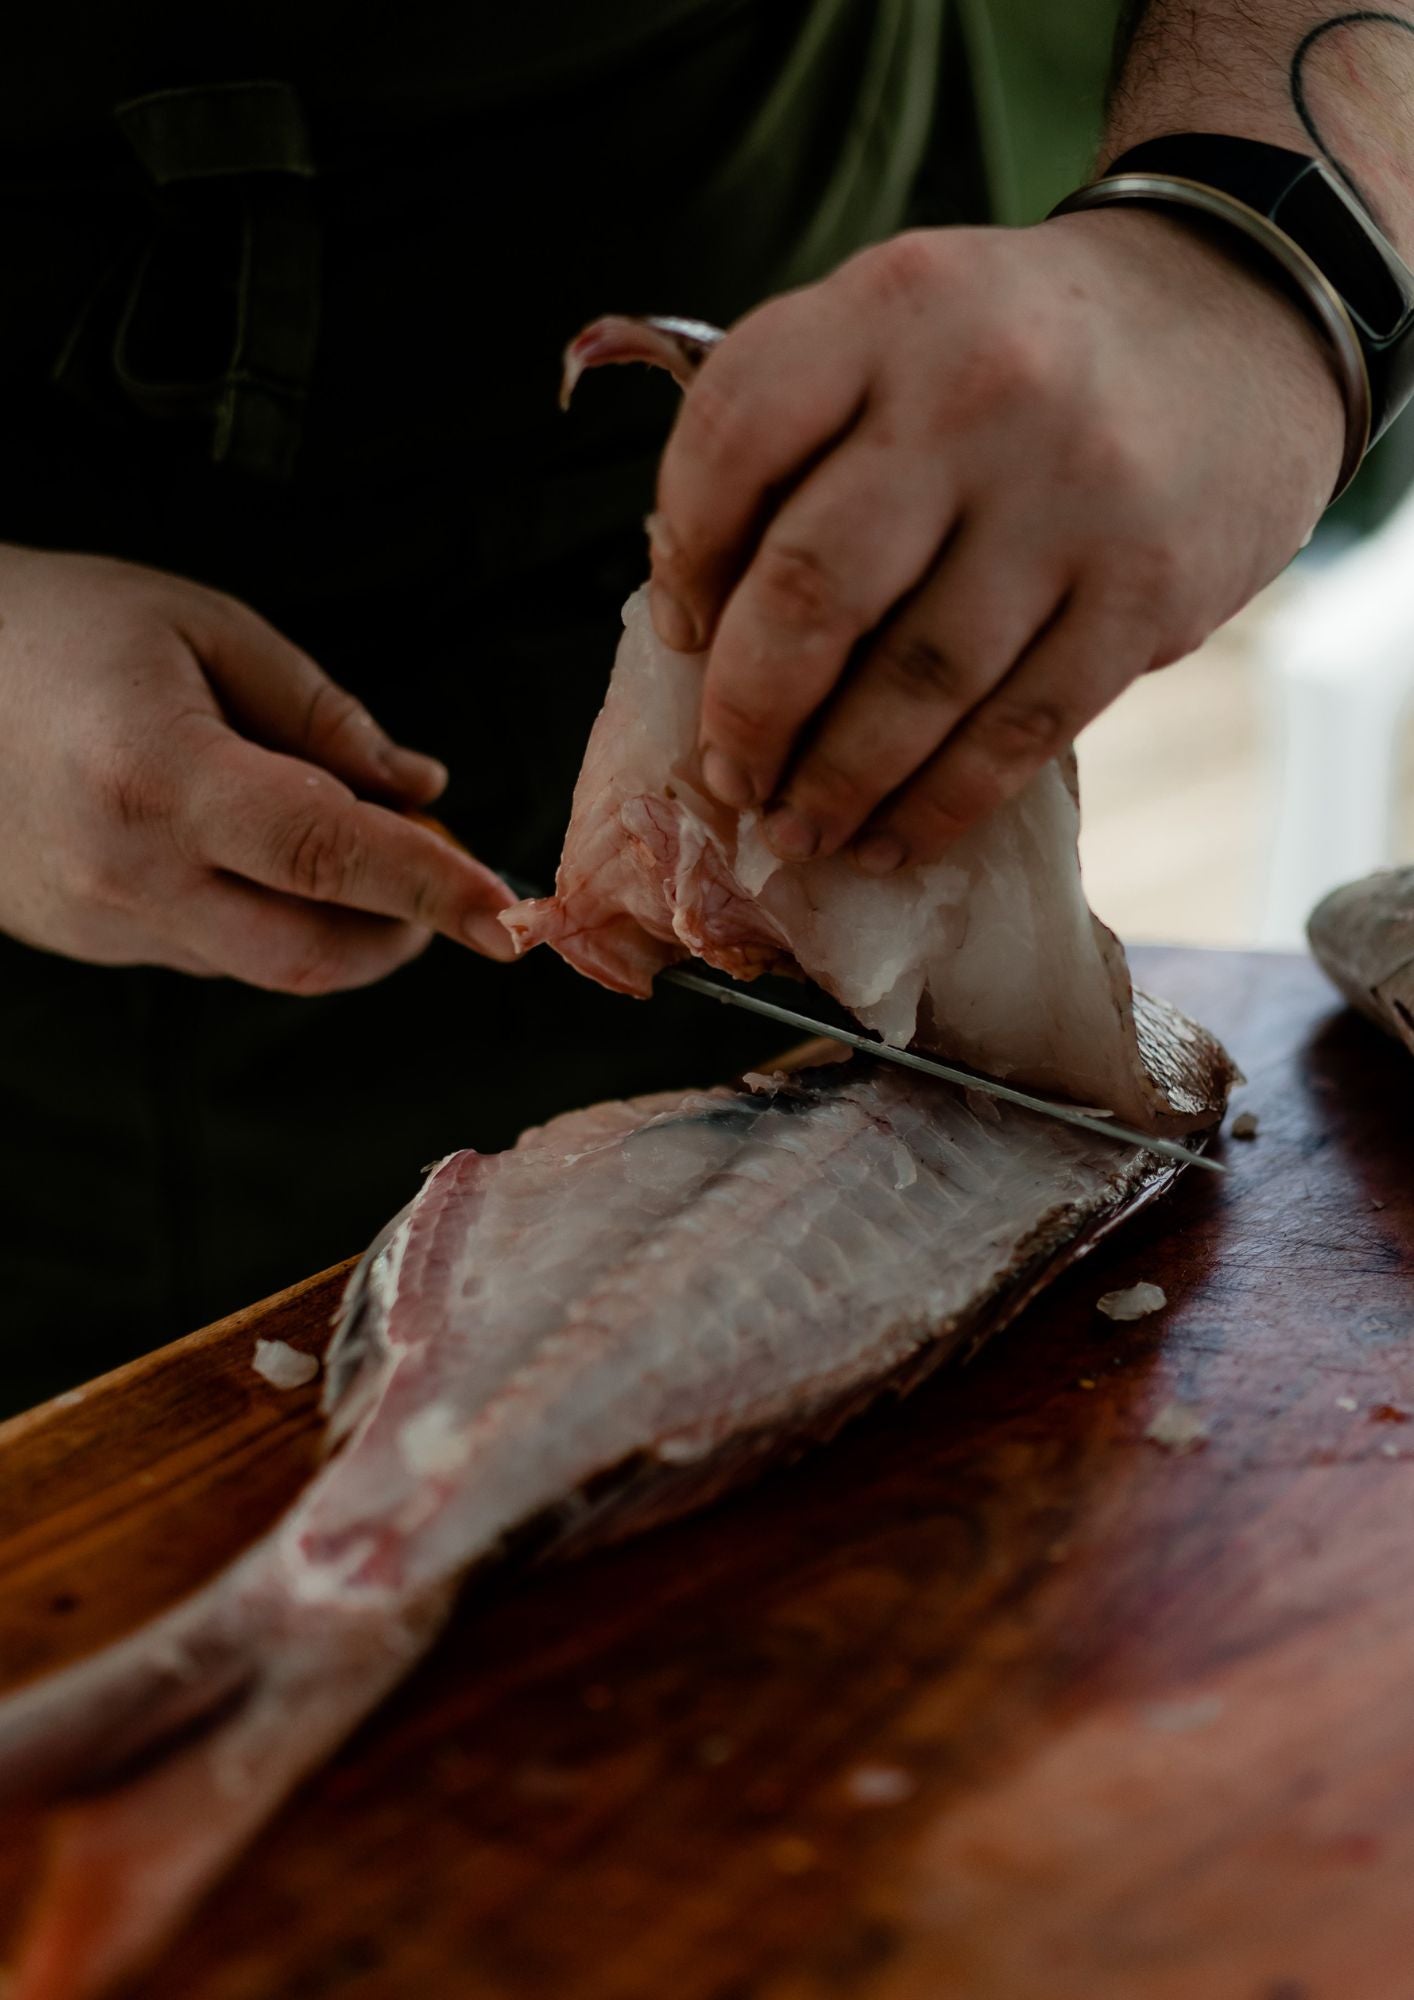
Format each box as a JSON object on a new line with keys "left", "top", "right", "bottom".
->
{"left": 1051, "top": 171, "right": 1372, "bottom": 503}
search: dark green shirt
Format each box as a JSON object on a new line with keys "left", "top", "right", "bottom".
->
{"left": 0, "top": 3, "right": 965, "bottom": 593}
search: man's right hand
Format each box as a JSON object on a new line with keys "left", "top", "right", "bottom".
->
{"left": 0, "top": 547, "right": 516, "bottom": 992}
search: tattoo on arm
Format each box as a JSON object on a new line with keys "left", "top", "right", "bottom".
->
{"left": 1291, "top": 11, "right": 1414, "bottom": 217}
{"left": 1107, "top": 5, "right": 1414, "bottom": 242}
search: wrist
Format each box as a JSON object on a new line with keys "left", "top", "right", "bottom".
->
{"left": 1044, "top": 204, "right": 1346, "bottom": 504}
{"left": 1066, "top": 126, "right": 1414, "bottom": 501}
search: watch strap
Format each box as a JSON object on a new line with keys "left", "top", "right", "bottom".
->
{"left": 1052, "top": 133, "right": 1414, "bottom": 500}
{"left": 1108, "top": 135, "right": 1414, "bottom": 440}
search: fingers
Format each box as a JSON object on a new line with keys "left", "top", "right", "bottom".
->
{"left": 185, "top": 876, "right": 432, "bottom": 995}
{"left": 185, "top": 593, "right": 447, "bottom": 806}
{"left": 852, "top": 586, "right": 1144, "bottom": 870}
{"left": 178, "top": 731, "right": 517, "bottom": 960}
{"left": 650, "top": 291, "right": 869, "bottom": 655}
{"left": 691, "top": 431, "right": 956, "bottom": 820}
{"left": 761, "top": 515, "right": 1065, "bottom": 861}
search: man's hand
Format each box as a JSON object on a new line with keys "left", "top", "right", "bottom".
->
{"left": 650, "top": 206, "right": 1344, "bottom": 872}
{"left": 0, "top": 548, "right": 515, "bottom": 991}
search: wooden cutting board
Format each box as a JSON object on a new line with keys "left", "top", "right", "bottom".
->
{"left": 1, "top": 947, "right": 1411, "bottom": 2000}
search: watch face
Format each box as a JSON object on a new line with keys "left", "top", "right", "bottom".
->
{"left": 1276, "top": 162, "right": 1414, "bottom": 344}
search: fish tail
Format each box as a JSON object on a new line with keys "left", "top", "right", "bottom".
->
{"left": 4, "top": 1586, "right": 453, "bottom": 2000}
{"left": 0, "top": 1569, "right": 260, "bottom": 1809}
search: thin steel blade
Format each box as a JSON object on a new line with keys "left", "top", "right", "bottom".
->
{"left": 492, "top": 867, "right": 1223, "bottom": 1176}
{"left": 660, "top": 966, "right": 1225, "bottom": 1175}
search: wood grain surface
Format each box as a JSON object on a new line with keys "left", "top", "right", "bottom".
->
{"left": 1, "top": 948, "right": 1411, "bottom": 2000}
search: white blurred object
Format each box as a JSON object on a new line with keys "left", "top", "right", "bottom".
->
{"left": 1259, "top": 494, "right": 1414, "bottom": 944}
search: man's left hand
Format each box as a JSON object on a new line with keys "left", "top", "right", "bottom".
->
{"left": 649, "top": 208, "right": 1343, "bottom": 872}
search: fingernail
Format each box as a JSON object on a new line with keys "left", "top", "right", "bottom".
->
{"left": 853, "top": 832, "right": 908, "bottom": 876}
{"left": 463, "top": 909, "right": 518, "bottom": 962}
{"left": 650, "top": 581, "right": 702, "bottom": 654}
{"left": 764, "top": 806, "right": 820, "bottom": 863}
{"left": 701, "top": 747, "right": 755, "bottom": 809}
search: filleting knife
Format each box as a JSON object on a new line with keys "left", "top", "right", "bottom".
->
{"left": 491, "top": 865, "right": 1223, "bottom": 1176}
{"left": 657, "top": 965, "right": 1222, "bottom": 1174}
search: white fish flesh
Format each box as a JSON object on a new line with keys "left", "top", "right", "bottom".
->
{"left": 0, "top": 1051, "right": 1227, "bottom": 1999}
{"left": 1308, "top": 866, "right": 1414, "bottom": 1056}
{"left": 503, "top": 316, "right": 1225, "bottom": 1137}
{"left": 503, "top": 591, "right": 1227, "bottom": 1135}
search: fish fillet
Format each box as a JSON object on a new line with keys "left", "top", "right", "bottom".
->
{"left": 1308, "top": 867, "right": 1414, "bottom": 1057}
{"left": 0, "top": 1055, "right": 1228, "bottom": 1998}
{"left": 503, "top": 316, "right": 1223, "bottom": 1136}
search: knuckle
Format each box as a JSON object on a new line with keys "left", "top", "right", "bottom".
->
{"left": 985, "top": 327, "right": 1048, "bottom": 394}
{"left": 70, "top": 745, "right": 169, "bottom": 909}
{"left": 648, "top": 528, "right": 694, "bottom": 597}
{"left": 302, "top": 676, "right": 368, "bottom": 755}
{"left": 190, "top": 579, "right": 247, "bottom": 620}
{"left": 975, "top": 696, "right": 1071, "bottom": 760}
{"left": 857, "top": 231, "right": 945, "bottom": 310}
{"left": 940, "top": 330, "right": 1052, "bottom": 427}
{"left": 66, "top": 844, "right": 135, "bottom": 913}
{"left": 891, "top": 789, "right": 972, "bottom": 854}
{"left": 906, "top": 761, "right": 1006, "bottom": 843}
{"left": 187, "top": 582, "right": 265, "bottom": 648}
{"left": 753, "top": 541, "right": 856, "bottom": 638}
{"left": 1123, "top": 534, "right": 1181, "bottom": 593}
{"left": 704, "top": 683, "right": 773, "bottom": 749}
{"left": 1151, "top": 618, "right": 1207, "bottom": 670}
{"left": 404, "top": 872, "right": 445, "bottom": 929}
{"left": 1079, "top": 424, "right": 1163, "bottom": 510}
{"left": 279, "top": 810, "right": 362, "bottom": 903}
{"left": 871, "top": 629, "right": 970, "bottom": 705}
{"left": 1100, "top": 541, "right": 1184, "bottom": 636}
{"left": 273, "top": 947, "right": 349, "bottom": 999}
{"left": 678, "top": 370, "right": 753, "bottom": 472}
{"left": 789, "top": 750, "right": 871, "bottom": 827}
{"left": 91, "top": 744, "right": 165, "bottom": 837}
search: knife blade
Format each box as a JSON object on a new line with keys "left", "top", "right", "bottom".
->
{"left": 481, "top": 854, "right": 1222, "bottom": 1175}
{"left": 659, "top": 965, "right": 1223, "bottom": 1174}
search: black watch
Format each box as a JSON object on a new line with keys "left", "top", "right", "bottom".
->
{"left": 1051, "top": 133, "right": 1414, "bottom": 499}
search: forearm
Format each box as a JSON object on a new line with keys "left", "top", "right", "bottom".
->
{"left": 1106, "top": 2, "right": 1414, "bottom": 256}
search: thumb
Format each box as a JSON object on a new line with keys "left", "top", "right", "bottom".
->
{"left": 184, "top": 591, "right": 447, "bottom": 805}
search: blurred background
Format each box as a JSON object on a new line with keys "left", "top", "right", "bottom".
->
{"left": 977, "top": 0, "right": 1414, "bottom": 946}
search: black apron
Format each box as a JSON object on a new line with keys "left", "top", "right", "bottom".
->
{"left": 0, "top": 0, "right": 985, "bottom": 1412}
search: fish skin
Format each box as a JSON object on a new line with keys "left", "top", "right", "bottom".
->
{"left": 0, "top": 1060, "right": 1221, "bottom": 1997}
{"left": 1308, "top": 867, "right": 1414, "bottom": 1057}
{"left": 559, "top": 313, "right": 723, "bottom": 408}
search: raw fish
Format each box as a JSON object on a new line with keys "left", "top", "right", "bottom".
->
{"left": 504, "top": 318, "right": 1222, "bottom": 1135}
{"left": 1308, "top": 867, "right": 1414, "bottom": 1057}
{"left": 0, "top": 1050, "right": 1228, "bottom": 1999}
{"left": 0, "top": 310, "right": 1237, "bottom": 1998}
{"left": 504, "top": 590, "right": 1227, "bottom": 1134}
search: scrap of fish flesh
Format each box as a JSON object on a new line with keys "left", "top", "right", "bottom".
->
{"left": 0, "top": 1052, "right": 1227, "bottom": 1999}
{"left": 1096, "top": 1281, "right": 1167, "bottom": 1322}
{"left": 1308, "top": 867, "right": 1414, "bottom": 1056}
{"left": 251, "top": 1338, "right": 319, "bottom": 1389}
{"left": 504, "top": 317, "right": 1231, "bottom": 1136}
